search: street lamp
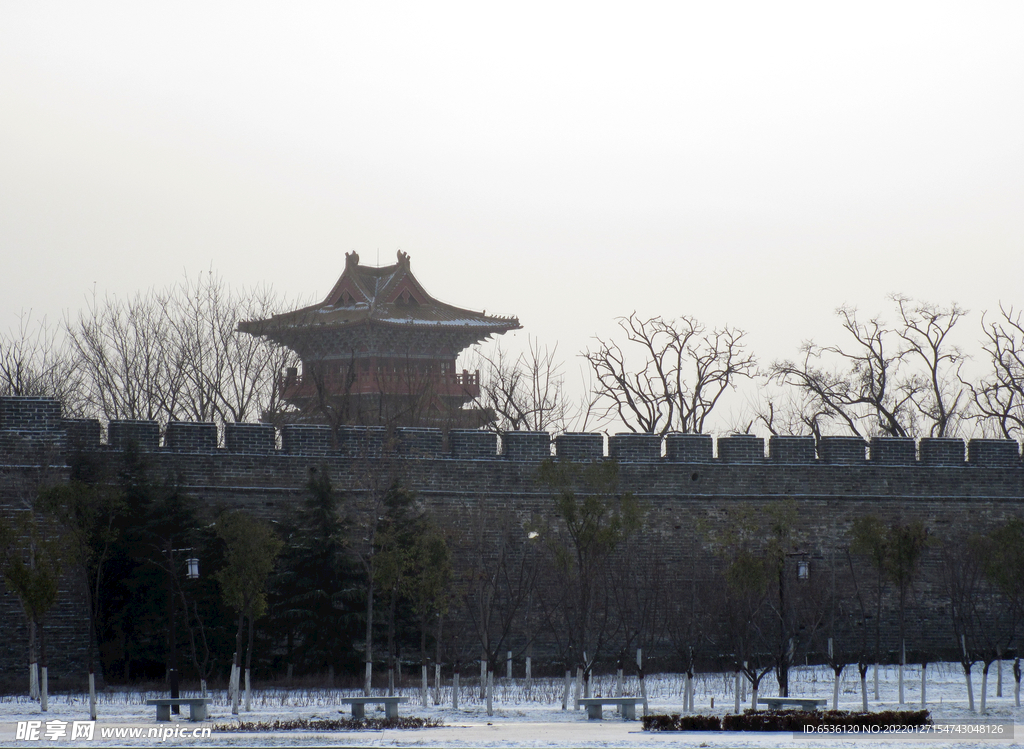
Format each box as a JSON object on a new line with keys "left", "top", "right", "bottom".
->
{"left": 167, "top": 546, "right": 198, "bottom": 712}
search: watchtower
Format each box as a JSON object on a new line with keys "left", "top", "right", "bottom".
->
{"left": 238, "top": 251, "right": 520, "bottom": 425}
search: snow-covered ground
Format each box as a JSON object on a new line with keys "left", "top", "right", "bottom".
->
{"left": 0, "top": 663, "right": 1019, "bottom": 747}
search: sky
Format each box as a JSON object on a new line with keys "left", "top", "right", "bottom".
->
{"left": 1, "top": 2, "right": 1022, "bottom": 430}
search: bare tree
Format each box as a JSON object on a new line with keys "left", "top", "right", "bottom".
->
{"left": 972, "top": 305, "right": 1024, "bottom": 439}
{"left": 0, "top": 313, "right": 85, "bottom": 415}
{"left": 476, "top": 336, "right": 574, "bottom": 434}
{"left": 454, "top": 509, "right": 541, "bottom": 697}
{"left": 66, "top": 274, "right": 296, "bottom": 426}
{"left": 584, "top": 313, "right": 756, "bottom": 435}
{"left": 534, "top": 460, "right": 642, "bottom": 687}
{"left": 769, "top": 296, "right": 967, "bottom": 438}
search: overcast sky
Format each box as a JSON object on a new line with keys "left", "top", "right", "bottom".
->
{"left": 1, "top": 2, "right": 1022, "bottom": 429}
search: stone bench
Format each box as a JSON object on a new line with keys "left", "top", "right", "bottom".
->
{"left": 339, "top": 696, "right": 408, "bottom": 719}
{"left": 757, "top": 697, "right": 828, "bottom": 711}
{"left": 145, "top": 698, "right": 213, "bottom": 722}
{"left": 579, "top": 696, "right": 644, "bottom": 720}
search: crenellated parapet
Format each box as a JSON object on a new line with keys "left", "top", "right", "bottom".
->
{"left": 2, "top": 398, "right": 1023, "bottom": 466}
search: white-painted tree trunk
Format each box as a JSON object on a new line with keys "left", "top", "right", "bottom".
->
{"left": 574, "top": 667, "right": 582, "bottom": 710}
{"left": 996, "top": 657, "right": 1002, "bottom": 698}
{"left": 231, "top": 668, "right": 240, "bottom": 715}
{"left": 433, "top": 664, "right": 440, "bottom": 705}
{"left": 873, "top": 663, "right": 879, "bottom": 700}
{"left": 89, "top": 673, "right": 97, "bottom": 720}
{"left": 486, "top": 670, "right": 494, "bottom": 716}
{"left": 562, "top": 670, "right": 570, "bottom": 711}
{"left": 421, "top": 665, "right": 428, "bottom": 707}
{"left": 860, "top": 672, "right": 868, "bottom": 713}
{"left": 751, "top": 682, "right": 759, "bottom": 711}
{"left": 980, "top": 665, "right": 988, "bottom": 715}
{"left": 832, "top": 672, "right": 840, "bottom": 710}
{"left": 30, "top": 663, "right": 39, "bottom": 700}
{"left": 40, "top": 667, "right": 48, "bottom": 712}
{"left": 616, "top": 668, "right": 623, "bottom": 715}
{"left": 452, "top": 673, "right": 459, "bottom": 710}
{"left": 640, "top": 675, "right": 648, "bottom": 716}
{"left": 685, "top": 673, "right": 692, "bottom": 713}
{"left": 480, "top": 659, "right": 487, "bottom": 699}
{"left": 364, "top": 661, "right": 372, "bottom": 696}
{"left": 507, "top": 651, "right": 512, "bottom": 679}
{"left": 920, "top": 663, "right": 926, "bottom": 708}
{"left": 244, "top": 668, "right": 251, "bottom": 711}
{"left": 525, "top": 656, "right": 532, "bottom": 689}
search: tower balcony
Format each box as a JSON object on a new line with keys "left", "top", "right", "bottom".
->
{"left": 278, "top": 368, "right": 480, "bottom": 402}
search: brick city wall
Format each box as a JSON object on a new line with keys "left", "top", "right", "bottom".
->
{"left": 2, "top": 397, "right": 1023, "bottom": 680}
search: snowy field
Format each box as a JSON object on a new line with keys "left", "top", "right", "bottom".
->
{"left": 0, "top": 663, "right": 1020, "bottom": 747}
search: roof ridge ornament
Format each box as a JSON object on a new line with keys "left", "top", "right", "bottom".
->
{"left": 346, "top": 251, "right": 360, "bottom": 269}
{"left": 397, "top": 250, "right": 410, "bottom": 268}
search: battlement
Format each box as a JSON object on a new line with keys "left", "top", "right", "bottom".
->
{"left": 2, "top": 398, "right": 1021, "bottom": 467}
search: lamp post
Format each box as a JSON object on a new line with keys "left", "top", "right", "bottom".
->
{"left": 167, "top": 546, "right": 198, "bottom": 712}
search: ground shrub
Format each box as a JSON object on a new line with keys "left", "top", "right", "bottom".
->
{"left": 642, "top": 713, "right": 722, "bottom": 731}
{"left": 214, "top": 716, "right": 443, "bottom": 731}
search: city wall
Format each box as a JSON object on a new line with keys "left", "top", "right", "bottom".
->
{"left": 2, "top": 397, "right": 1023, "bottom": 682}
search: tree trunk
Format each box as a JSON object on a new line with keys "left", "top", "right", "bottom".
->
{"left": 421, "top": 664, "right": 428, "bottom": 707}
{"left": 28, "top": 618, "right": 38, "bottom": 700}
{"left": 980, "top": 661, "right": 989, "bottom": 715}
{"left": 996, "top": 649, "right": 1003, "bottom": 698}
{"left": 562, "top": 670, "right": 570, "bottom": 711}
{"left": 832, "top": 666, "right": 842, "bottom": 710}
{"left": 898, "top": 641, "right": 905, "bottom": 704}
{"left": 39, "top": 620, "right": 48, "bottom": 713}
{"left": 574, "top": 666, "right": 583, "bottom": 709}
{"left": 387, "top": 593, "right": 396, "bottom": 696}
{"left": 480, "top": 657, "right": 487, "bottom": 699}
{"left": 86, "top": 578, "right": 97, "bottom": 720}
{"left": 859, "top": 662, "right": 869, "bottom": 713}
{"left": 734, "top": 670, "right": 741, "bottom": 714}
{"left": 364, "top": 578, "right": 374, "bottom": 696}
{"left": 244, "top": 613, "right": 255, "bottom": 711}
{"left": 525, "top": 656, "right": 532, "bottom": 690}
{"left": 873, "top": 663, "right": 879, "bottom": 701}
{"left": 920, "top": 661, "right": 927, "bottom": 708}
{"left": 452, "top": 669, "right": 459, "bottom": 710}
{"left": 963, "top": 661, "right": 975, "bottom": 712}
{"left": 232, "top": 610, "right": 244, "bottom": 715}
{"left": 486, "top": 668, "right": 494, "bottom": 716}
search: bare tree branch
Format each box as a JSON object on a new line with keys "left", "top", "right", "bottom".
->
{"left": 584, "top": 313, "right": 756, "bottom": 435}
